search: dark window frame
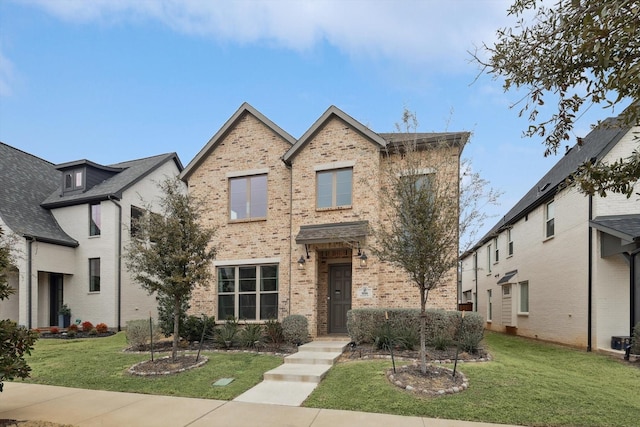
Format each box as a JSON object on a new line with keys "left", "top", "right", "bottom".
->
{"left": 89, "top": 258, "right": 100, "bottom": 292}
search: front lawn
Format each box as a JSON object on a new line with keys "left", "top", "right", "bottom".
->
{"left": 22, "top": 332, "right": 282, "bottom": 400}
{"left": 305, "top": 332, "right": 640, "bottom": 427}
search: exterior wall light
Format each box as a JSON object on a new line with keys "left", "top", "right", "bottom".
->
{"left": 359, "top": 251, "right": 368, "bottom": 268}
{"left": 297, "top": 255, "right": 306, "bottom": 269}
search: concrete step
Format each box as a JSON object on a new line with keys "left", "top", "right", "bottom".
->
{"left": 232, "top": 380, "right": 318, "bottom": 406}
{"left": 298, "top": 340, "right": 349, "bottom": 353}
{"left": 263, "top": 363, "right": 332, "bottom": 383}
{"left": 285, "top": 351, "right": 342, "bottom": 365}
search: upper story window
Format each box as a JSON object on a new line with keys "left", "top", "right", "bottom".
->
{"left": 507, "top": 229, "right": 514, "bottom": 256}
{"left": 64, "top": 169, "right": 84, "bottom": 192}
{"left": 486, "top": 243, "right": 492, "bottom": 273}
{"left": 229, "top": 174, "right": 267, "bottom": 220}
{"left": 317, "top": 168, "right": 352, "bottom": 209}
{"left": 493, "top": 237, "right": 499, "bottom": 262}
{"left": 130, "top": 205, "right": 145, "bottom": 239}
{"left": 89, "top": 202, "right": 101, "bottom": 236}
{"left": 545, "top": 200, "right": 555, "bottom": 238}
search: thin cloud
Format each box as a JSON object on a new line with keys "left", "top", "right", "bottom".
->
{"left": 19, "top": 0, "right": 511, "bottom": 68}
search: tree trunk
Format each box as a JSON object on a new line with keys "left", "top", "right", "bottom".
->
{"left": 419, "top": 287, "right": 428, "bottom": 374}
{"left": 172, "top": 294, "right": 180, "bottom": 362}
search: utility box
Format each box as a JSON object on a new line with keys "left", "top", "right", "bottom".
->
{"left": 611, "top": 336, "right": 631, "bottom": 350}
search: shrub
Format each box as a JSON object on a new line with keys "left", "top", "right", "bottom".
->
{"left": 632, "top": 322, "right": 640, "bottom": 355}
{"left": 68, "top": 324, "right": 79, "bottom": 332}
{"left": 455, "top": 312, "right": 485, "bottom": 353}
{"left": 126, "top": 319, "right": 162, "bottom": 350}
{"left": 181, "top": 315, "right": 215, "bottom": 343}
{"left": 81, "top": 321, "right": 94, "bottom": 332}
{"left": 240, "top": 323, "right": 264, "bottom": 348}
{"left": 264, "top": 318, "right": 284, "bottom": 344}
{"left": 89, "top": 328, "right": 98, "bottom": 336}
{"left": 215, "top": 318, "right": 239, "bottom": 348}
{"left": 95, "top": 323, "right": 108, "bottom": 333}
{"left": 157, "top": 293, "right": 189, "bottom": 337}
{"left": 66, "top": 330, "right": 76, "bottom": 338}
{"left": 282, "top": 314, "right": 309, "bottom": 345}
{"left": 347, "top": 308, "right": 420, "bottom": 344}
{"left": 49, "top": 326, "right": 60, "bottom": 335}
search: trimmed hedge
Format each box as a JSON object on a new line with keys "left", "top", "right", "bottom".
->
{"left": 282, "top": 314, "right": 310, "bottom": 345}
{"left": 346, "top": 308, "right": 484, "bottom": 353}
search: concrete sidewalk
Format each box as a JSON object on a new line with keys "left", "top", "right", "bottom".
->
{"left": 0, "top": 382, "right": 519, "bottom": 427}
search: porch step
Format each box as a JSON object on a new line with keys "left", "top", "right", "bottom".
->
{"left": 284, "top": 350, "right": 342, "bottom": 365}
{"left": 298, "top": 341, "right": 349, "bottom": 353}
{"left": 263, "top": 363, "right": 332, "bottom": 383}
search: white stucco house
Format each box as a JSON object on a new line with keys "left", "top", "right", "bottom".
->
{"left": 0, "top": 142, "right": 183, "bottom": 330}
{"left": 460, "top": 117, "right": 639, "bottom": 351}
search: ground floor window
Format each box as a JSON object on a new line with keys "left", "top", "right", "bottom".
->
{"left": 217, "top": 264, "right": 278, "bottom": 320}
{"left": 89, "top": 258, "right": 100, "bottom": 292}
{"left": 519, "top": 281, "right": 529, "bottom": 314}
{"left": 487, "top": 289, "right": 492, "bottom": 321}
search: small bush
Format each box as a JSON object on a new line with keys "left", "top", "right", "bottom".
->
{"left": 240, "top": 323, "right": 264, "bottom": 348}
{"left": 126, "top": 319, "right": 162, "bottom": 350}
{"left": 264, "top": 318, "right": 284, "bottom": 344}
{"left": 181, "top": 315, "right": 215, "bottom": 343}
{"left": 215, "top": 318, "right": 239, "bottom": 348}
{"left": 66, "top": 330, "right": 76, "bottom": 338}
{"left": 68, "top": 324, "right": 79, "bottom": 332}
{"left": 282, "top": 314, "right": 309, "bottom": 345}
{"left": 632, "top": 321, "right": 640, "bottom": 355}
{"left": 89, "top": 328, "right": 98, "bottom": 336}
{"left": 455, "top": 312, "right": 485, "bottom": 353}
{"left": 81, "top": 321, "right": 94, "bottom": 332}
{"left": 49, "top": 326, "right": 60, "bottom": 334}
{"left": 96, "top": 323, "right": 108, "bottom": 333}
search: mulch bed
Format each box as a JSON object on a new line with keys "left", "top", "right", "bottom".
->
{"left": 37, "top": 331, "right": 116, "bottom": 339}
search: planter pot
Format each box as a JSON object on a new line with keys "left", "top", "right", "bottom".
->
{"left": 58, "top": 314, "right": 71, "bottom": 328}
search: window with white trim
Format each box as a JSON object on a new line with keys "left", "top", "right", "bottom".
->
{"left": 316, "top": 168, "right": 352, "bottom": 208}
{"left": 486, "top": 244, "right": 492, "bottom": 273}
{"left": 545, "top": 200, "right": 555, "bottom": 238}
{"left": 507, "top": 229, "right": 513, "bottom": 256}
{"left": 64, "top": 169, "right": 84, "bottom": 192}
{"left": 218, "top": 264, "right": 278, "bottom": 320}
{"left": 493, "top": 237, "right": 499, "bottom": 262}
{"left": 487, "top": 289, "right": 492, "bottom": 321}
{"left": 229, "top": 174, "right": 267, "bottom": 220}
{"left": 519, "top": 281, "right": 529, "bottom": 314}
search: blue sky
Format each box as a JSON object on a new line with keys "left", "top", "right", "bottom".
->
{"left": 0, "top": 0, "right": 626, "bottom": 240}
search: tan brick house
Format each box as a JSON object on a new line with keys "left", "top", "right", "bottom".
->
{"left": 181, "top": 103, "right": 468, "bottom": 337}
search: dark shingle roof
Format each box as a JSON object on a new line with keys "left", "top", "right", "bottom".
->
{"left": 41, "top": 153, "right": 182, "bottom": 208}
{"left": 0, "top": 143, "right": 77, "bottom": 246}
{"left": 590, "top": 214, "right": 640, "bottom": 242}
{"left": 463, "top": 118, "right": 632, "bottom": 256}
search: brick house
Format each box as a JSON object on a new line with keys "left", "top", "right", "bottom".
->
{"left": 460, "top": 117, "right": 640, "bottom": 351}
{"left": 0, "top": 142, "right": 183, "bottom": 329}
{"left": 181, "top": 103, "right": 468, "bottom": 337}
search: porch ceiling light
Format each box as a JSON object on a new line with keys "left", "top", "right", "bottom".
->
{"left": 297, "top": 255, "right": 306, "bottom": 269}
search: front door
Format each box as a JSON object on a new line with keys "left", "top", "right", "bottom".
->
{"left": 49, "top": 274, "right": 63, "bottom": 326}
{"left": 329, "top": 264, "right": 352, "bottom": 333}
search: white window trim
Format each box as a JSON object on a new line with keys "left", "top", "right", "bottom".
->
{"left": 518, "top": 281, "right": 529, "bottom": 315}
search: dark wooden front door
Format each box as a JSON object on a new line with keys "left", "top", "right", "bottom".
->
{"left": 329, "top": 264, "right": 352, "bottom": 333}
{"left": 49, "top": 273, "right": 63, "bottom": 326}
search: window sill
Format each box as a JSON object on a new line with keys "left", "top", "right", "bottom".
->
{"left": 316, "top": 205, "right": 352, "bottom": 212}
{"left": 517, "top": 312, "right": 529, "bottom": 317}
{"left": 228, "top": 217, "right": 267, "bottom": 224}
{"left": 88, "top": 235, "right": 101, "bottom": 239}
{"left": 543, "top": 235, "right": 554, "bottom": 243}
{"left": 88, "top": 291, "right": 100, "bottom": 295}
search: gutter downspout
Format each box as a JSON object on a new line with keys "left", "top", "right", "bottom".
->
{"left": 26, "top": 236, "right": 34, "bottom": 329}
{"left": 474, "top": 252, "right": 478, "bottom": 312}
{"left": 630, "top": 248, "right": 640, "bottom": 334}
{"left": 283, "top": 159, "right": 293, "bottom": 316}
{"left": 108, "top": 196, "right": 123, "bottom": 331}
{"left": 587, "top": 195, "right": 593, "bottom": 352}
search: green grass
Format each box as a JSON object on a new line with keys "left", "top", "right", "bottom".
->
{"left": 22, "top": 332, "right": 282, "bottom": 400}
{"left": 305, "top": 332, "right": 640, "bottom": 427}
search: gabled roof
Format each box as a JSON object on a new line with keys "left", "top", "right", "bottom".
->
{"left": 0, "top": 143, "right": 77, "bottom": 246}
{"left": 41, "top": 153, "right": 182, "bottom": 208}
{"left": 180, "top": 102, "right": 296, "bottom": 181}
{"left": 462, "top": 118, "right": 633, "bottom": 258}
{"left": 283, "top": 105, "right": 388, "bottom": 164}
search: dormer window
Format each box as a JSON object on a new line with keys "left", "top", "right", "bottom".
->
{"left": 63, "top": 169, "right": 84, "bottom": 192}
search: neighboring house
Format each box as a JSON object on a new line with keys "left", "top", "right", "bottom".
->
{"left": 181, "top": 103, "right": 469, "bottom": 337}
{"left": 0, "top": 142, "right": 183, "bottom": 329}
{"left": 460, "top": 118, "right": 640, "bottom": 351}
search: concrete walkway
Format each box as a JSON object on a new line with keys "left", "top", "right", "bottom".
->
{"left": 0, "top": 382, "right": 521, "bottom": 427}
{"left": 234, "top": 339, "right": 348, "bottom": 406}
